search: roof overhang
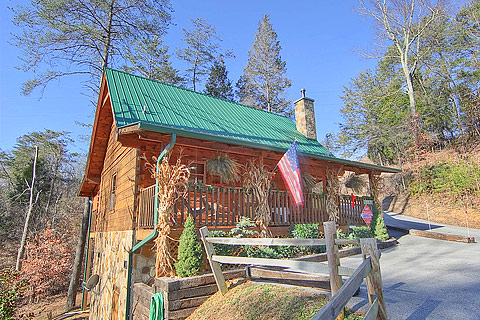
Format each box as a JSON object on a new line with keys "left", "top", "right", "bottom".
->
{"left": 118, "top": 121, "right": 400, "bottom": 174}
{"left": 79, "top": 73, "right": 114, "bottom": 197}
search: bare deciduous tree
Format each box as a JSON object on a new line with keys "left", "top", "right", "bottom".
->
{"left": 358, "top": 0, "right": 444, "bottom": 115}
{"left": 16, "top": 146, "right": 38, "bottom": 271}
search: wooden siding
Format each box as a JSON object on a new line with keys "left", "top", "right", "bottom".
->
{"left": 134, "top": 135, "right": 326, "bottom": 193}
{"left": 92, "top": 124, "right": 138, "bottom": 232}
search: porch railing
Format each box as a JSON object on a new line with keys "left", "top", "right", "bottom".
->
{"left": 137, "top": 184, "right": 370, "bottom": 228}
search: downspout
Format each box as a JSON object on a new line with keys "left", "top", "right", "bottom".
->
{"left": 81, "top": 197, "right": 93, "bottom": 310}
{"left": 125, "top": 134, "right": 176, "bottom": 320}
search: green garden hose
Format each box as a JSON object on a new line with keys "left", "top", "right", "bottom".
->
{"left": 149, "top": 292, "right": 164, "bottom": 320}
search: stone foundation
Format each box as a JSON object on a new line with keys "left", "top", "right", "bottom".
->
{"left": 89, "top": 230, "right": 133, "bottom": 320}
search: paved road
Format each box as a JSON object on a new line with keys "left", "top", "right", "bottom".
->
{"left": 345, "top": 213, "right": 480, "bottom": 320}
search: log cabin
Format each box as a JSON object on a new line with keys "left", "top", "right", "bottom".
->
{"left": 78, "top": 68, "right": 399, "bottom": 320}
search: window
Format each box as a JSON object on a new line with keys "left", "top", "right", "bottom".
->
{"left": 190, "top": 162, "right": 206, "bottom": 184}
{"left": 110, "top": 173, "right": 117, "bottom": 210}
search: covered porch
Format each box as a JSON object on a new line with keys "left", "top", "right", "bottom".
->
{"left": 137, "top": 183, "right": 370, "bottom": 230}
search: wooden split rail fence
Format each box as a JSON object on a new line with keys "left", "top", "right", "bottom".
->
{"left": 199, "top": 221, "right": 387, "bottom": 320}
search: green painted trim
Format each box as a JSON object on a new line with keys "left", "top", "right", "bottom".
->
{"left": 128, "top": 122, "right": 400, "bottom": 174}
{"left": 125, "top": 134, "right": 176, "bottom": 320}
{"left": 81, "top": 197, "right": 92, "bottom": 310}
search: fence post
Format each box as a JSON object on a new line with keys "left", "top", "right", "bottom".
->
{"left": 199, "top": 226, "right": 227, "bottom": 295}
{"left": 360, "top": 238, "right": 387, "bottom": 320}
{"left": 324, "top": 221, "right": 344, "bottom": 319}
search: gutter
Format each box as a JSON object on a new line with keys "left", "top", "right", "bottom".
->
{"left": 125, "top": 133, "right": 176, "bottom": 320}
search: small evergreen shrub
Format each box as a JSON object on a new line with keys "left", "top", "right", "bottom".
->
{"left": 370, "top": 205, "right": 389, "bottom": 241}
{"left": 290, "top": 224, "right": 325, "bottom": 254}
{"left": 230, "top": 217, "right": 258, "bottom": 238}
{"left": 350, "top": 226, "right": 373, "bottom": 239}
{"left": 209, "top": 230, "right": 234, "bottom": 257}
{"left": 175, "top": 215, "right": 203, "bottom": 277}
{"left": 337, "top": 226, "right": 374, "bottom": 248}
{"left": 290, "top": 223, "right": 321, "bottom": 239}
{"left": 246, "top": 246, "right": 283, "bottom": 259}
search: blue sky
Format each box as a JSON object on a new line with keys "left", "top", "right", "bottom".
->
{"left": 0, "top": 0, "right": 378, "bottom": 156}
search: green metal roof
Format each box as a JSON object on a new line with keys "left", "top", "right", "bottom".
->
{"left": 104, "top": 68, "right": 400, "bottom": 173}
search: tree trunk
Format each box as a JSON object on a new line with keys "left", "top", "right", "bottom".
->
{"left": 66, "top": 198, "right": 91, "bottom": 311}
{"left": 193, "top": 55, "right": 199, "bottom": 92}
{"left": 16, "top": 146, "right": 38, "bottom": 271}
{"left": 401, "top": 61, "right": 416, "bottom": 115}
{"left": 101, "top": 0, "right": 115, "bottom": 70}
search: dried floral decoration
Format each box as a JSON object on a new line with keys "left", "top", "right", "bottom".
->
{"left": 147, "top": 154, "right": 191, "bottom": 277}
{"left": 206, "top": 153, "right": 240, "bottom": 183}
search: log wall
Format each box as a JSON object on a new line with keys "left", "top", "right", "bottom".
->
{"left": 91, "top": 124, "right": 138, "bottom": 232}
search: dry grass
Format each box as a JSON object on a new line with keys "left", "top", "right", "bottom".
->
{"left": 187, "top": 280, "right": 364, "bottom": 320}
{"left": 402, "top": 197, "right": 480, "bottom": 229}
{"left": 186, "top": 280, "right": 329, "bottom": 320}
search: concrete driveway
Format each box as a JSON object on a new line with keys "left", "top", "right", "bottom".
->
{"left": 344, "top": 213, "right": 480, "bottom": 320}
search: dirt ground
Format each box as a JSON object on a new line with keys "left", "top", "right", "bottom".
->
{"left": 383, "top": 145, "right": 480, "bottom": 230}
{"left": 16, "top": 292, "right": 87, "bottom": 320}
{"left": 0, "top": 239, "right": 18, "bottom": 270}
{"left": 402, "top": 199, "right": 480, "bottom": 229}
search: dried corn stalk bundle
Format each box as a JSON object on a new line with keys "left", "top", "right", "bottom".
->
{"left": 148, "top": 154, "right": 191, "bottom": 277}
{"left": 326, "top": 167, "right": 342, "bottom": 222}
{"left": 243, "top": 161, "right": 275, "bottom": 237}
{"left": 369, "top": 173, "right": 383, "bottom": 212}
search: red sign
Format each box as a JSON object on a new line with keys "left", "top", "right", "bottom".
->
{"left": 361, "top": 205, "right": 373, "bottom": 226}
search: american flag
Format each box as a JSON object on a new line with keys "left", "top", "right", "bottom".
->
{"left": 277, "top": 141, "right": 304, "bottom": 207}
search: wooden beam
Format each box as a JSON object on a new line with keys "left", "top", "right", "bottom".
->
{"left": 102, "top": 91, "right": 110, "bottom": 108}
{"left": 409, "top": 229, "right": 475, "bottom": 243}
{"left": 360, "top": 238, "right": 387, "bottom": 320}
{"left": 205, "top": 237, "right": 327, "bottom": 246}
{"left": 363, "top": 298, "right": 379, "bottom": 320}
{"left": 85, "top": 175, "right": 101, "bottom": 184}
{"left": 199, "top": 227, "right": 227, "bottom": 295}
{"left": 211, "top": 255, "right": 354, "bottom": 276}
{"left": 312, "top": 257, "right": 372, "bottom": 320}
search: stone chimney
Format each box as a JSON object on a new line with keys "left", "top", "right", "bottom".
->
{"left": 294, "top": 89, "right": 317, "bottom": 140}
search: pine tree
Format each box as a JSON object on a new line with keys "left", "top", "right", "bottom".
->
{"left": 370, "top": 206, "right": 389, "bottom": 242}
{"left": 177, "top": 18, "right": 231, "bottom": 92}
{"left": 204, "top": 60, "right": 234, "bottom": 100}
{"left": 124, "top": 36, "right": 183, "bottom": 86}
{"left": 238, "top": 14, "right": 292, "bottom": 115}
{"left": 175, "top": 215, "right": 203, "bottom": 277}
